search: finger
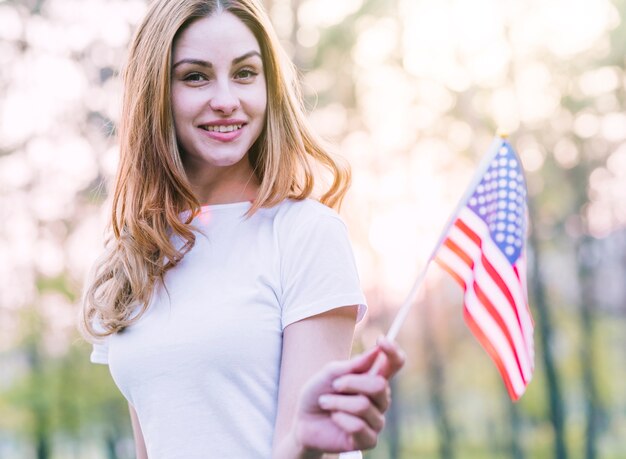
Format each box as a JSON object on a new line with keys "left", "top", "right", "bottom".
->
{"left": 322, "top": 346, "right": 380, "bottom": 380}
{"left": 318, "top": 394, "right": 385, "bottom": 432}
{"left": 330, "top": 411, "right": 378, "bottom": 451}
{"left": 331, "top": 374, "right": 390, "bottom": 412}
{"left": 375, "top": 336, "right": 406, "bottom": 379}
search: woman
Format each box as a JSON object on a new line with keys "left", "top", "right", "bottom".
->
{"left": 80, "top": 0, "right": 404, "bottom": 457}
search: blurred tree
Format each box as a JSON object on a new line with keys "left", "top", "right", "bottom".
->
{"left": 528, "top": 202, "right": 568, "bottom": 459}
{"left": 506, "top": 396, "right": 524, "bottom": 459}
{"left": 570, "top": 164, "right": 603, "bottom": 459}
{"left": 421, "top": 298, "right": 455, "bottom": 459}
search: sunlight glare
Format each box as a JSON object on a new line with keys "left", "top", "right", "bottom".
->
{"left": 606, "top": 143, "right": 626, "bottom": 176}
{"left": 573, "top": 112, "right": 601, "bottom": 139}
{"left": 66, "top": 212, "right": 107, "bottom": 279}
{"left": 368, "top": 203, "right": 427, "bottom": 301}
{"left": 35, "top": 239, "right": 65, "bottom": 278}
{"left": 0, "top": 4, "right": 22, "bottom": 41}
{"left": 585, "top": 201, "right": 614, "bottom": 238}
{"left": 401, "top": 2, "right": 465, "bottom": 89}
{"left": 309, "top": 103, "right": 348, "bottom": 139}
{"left": 298, "top": 0, "right": 363, "bottom": 28}
{"left": 358, "top": 67, "right": 417, "bottom": 152}
{"left": 553, "top": 138, "right": 580, "bottom": 169}
{"left": 540, "top": 0, "right": 618, "bottom": 57}
{"left": 490, "top": 88, "right": 521, "bottom": 133}
{"left": 515, "top": 63, "right": 560, "bottom": 123}
{"left": 518, "top": 140, "right": 545, "bottom": 173}
{"left": 579, "top": 66, "right": 621, "bottom": 97}
{"left": 0, "top": 152, "right": 32, "bottom": 190}
{"left": 352, "top": 17, "right": 398, "bottom": 66}
{"left": 601, "top": 113, "right": 626, "bottom": 142}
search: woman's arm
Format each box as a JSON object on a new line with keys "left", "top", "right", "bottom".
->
{"left": 129, "top": 403, "right": 149, "bottom": 459}
{"left": 272, "top": 305, "right": 358, "bottom": 459}
{"left": 271, "top": 305, "right": 405, "bottom": 459}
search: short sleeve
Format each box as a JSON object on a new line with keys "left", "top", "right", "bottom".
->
{"left": 90, "top": 340, "right": 109, "bottom": 365}
{"left": 280, "top": 214, "right": 367, "bottom": 329}
{"left": 89, "top": 318, "right": 110, "bottom": 365}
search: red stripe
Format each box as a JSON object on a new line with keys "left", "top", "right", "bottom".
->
{"left": 513, "top": 264, "right": 521, "bottom": 282}
{"left": 443, "top": 238, "right": 474, "bottom": 269}
{"left": 435, "top": 257, "right": 466, "bottom": 290}
{"left": 481, "top": 253, "right": 524, "bottom": 337}
{"left": 472, "top": 280, "right": 526, "bottom": 386}
{"left": 463, "top": 306, "right": 520, "bottom": 401}
{"left": 482, "top": 253, "right": 517, "bottom": 315}
{"left": 456, "top": 218, "right": 481, "bottom": 246}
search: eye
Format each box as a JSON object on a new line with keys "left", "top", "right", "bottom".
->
{"left": 183, "top": 72, "right": 208, "bottom": 83}
{"left": 234, "top": 68, "right": 258, "bottom": 81}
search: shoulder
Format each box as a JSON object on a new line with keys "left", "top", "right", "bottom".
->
{"left": 271, "top": 199, "right": 354, "bottom": 255}
{"left": 273, "top": 198, "right": 344, "bottom": 228}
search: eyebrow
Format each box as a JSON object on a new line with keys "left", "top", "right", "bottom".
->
{"left": 172, "top": 51, "right": 262, "bottom": 70}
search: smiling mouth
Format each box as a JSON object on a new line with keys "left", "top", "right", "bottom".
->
{"left": 200, "top": 124, "right": 243, "bottom": 133}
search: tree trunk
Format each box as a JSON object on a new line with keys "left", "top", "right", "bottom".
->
{"left": 105, "top": 433, "right": 119, "bottom": 459}
{"left": 421, "top": 299, "right": 455, "bottom": 459}
{"left": 528, "top": 202, "right": 568, "bottom": 459}
{"left": 506, "top": 392, "right": 525, "bottom": 459}
{"left": 28, "top": 342, "right": 51, "bottom": 459}
{"left": 575, "top": 235, "right": 601, "bottom": 459}
{"left": 565, "top": 155, "right": 603, "bottom": 459}
{"left": 386, "top": 377, "right": 401, "bottom": 459}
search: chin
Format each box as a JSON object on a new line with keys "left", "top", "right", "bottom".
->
{"left": 211, "top": 155, "right": 247, "bottom": 167}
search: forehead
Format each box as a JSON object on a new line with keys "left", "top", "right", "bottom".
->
{"left": 172, "top": 11, "right": 261, "bottom": 62}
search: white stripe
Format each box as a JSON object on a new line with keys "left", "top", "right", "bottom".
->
{"left": 458, "top": 207, "right": 486, "bottom": 232}
{"left": 448, "top": 224, "right": 481, "bottom": 260}
{"left": 465, "top": 283, "right": 526, "bottom": 397}
{"left": 437, "top": 244, "right": 473, "bottom": 283}
{"left": 474, "top": 252, "right": 533, "bottom": 382}
{"left": 517, "top": 252, "right": 529, "bottom": 303}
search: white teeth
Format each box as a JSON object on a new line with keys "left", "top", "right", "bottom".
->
{"left": 202, "top": 124, "right": 243, "bottom": 133}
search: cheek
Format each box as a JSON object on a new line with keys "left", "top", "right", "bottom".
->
{"left": 171, "top": 88, "right": 198, "bottom": 123}
{"left": 253, "top": 86, "right": 268, "bottom": 118}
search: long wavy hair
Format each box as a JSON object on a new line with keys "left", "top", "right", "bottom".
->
{"left": 80, "top": 0, "right": 351, "bottom": 340}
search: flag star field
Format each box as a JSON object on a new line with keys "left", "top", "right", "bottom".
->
{"left": 467, "top": 144, "right": 527, "bottom": 263}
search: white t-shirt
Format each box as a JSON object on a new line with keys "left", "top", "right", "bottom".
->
{"left": 91, "top": 199, "right": 367, "bottom": 458}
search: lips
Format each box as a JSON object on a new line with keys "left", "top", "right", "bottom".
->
{"left": 198, "top": 120, "right": 247, "bottom": 142}
{"left": 200, "top": 124, "right": 243, "bottom": 133}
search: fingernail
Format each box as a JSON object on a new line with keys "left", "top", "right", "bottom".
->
{"left": 332, "top": 378, "right": 344, "bottom": 391}
{"left": 318, "top": 395, "right": 331, "bottom": 409}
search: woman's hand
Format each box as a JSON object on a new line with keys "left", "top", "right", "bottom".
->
{"left": 290, "top": 337, "right": 405, "bottom": 455}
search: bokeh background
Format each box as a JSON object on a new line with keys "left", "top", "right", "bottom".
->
{"left": 1, "top": 0, "right": 625, "bottom": 457}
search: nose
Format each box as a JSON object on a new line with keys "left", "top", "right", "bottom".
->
{"left": 209, "top": 81, "right": 240, "bottom": 115}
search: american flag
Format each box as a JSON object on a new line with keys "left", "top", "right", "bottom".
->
{"left": 434, "top": 138, "right": 534, "bottom": 401}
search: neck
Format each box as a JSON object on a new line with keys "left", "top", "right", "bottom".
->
{"left": 183, "top": 156, "right": 260, "bottom": 206}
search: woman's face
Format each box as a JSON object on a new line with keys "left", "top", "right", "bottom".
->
{"left": 171, "top": 12, "right": 267, "bottom": 172}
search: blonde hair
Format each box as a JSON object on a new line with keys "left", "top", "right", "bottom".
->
{"left": 80, "top": 0, "right": 351, "bottom": 339}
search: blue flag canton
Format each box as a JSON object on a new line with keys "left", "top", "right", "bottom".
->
{"left": 467, "top": 141, "right": 527, "bottom": 264}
